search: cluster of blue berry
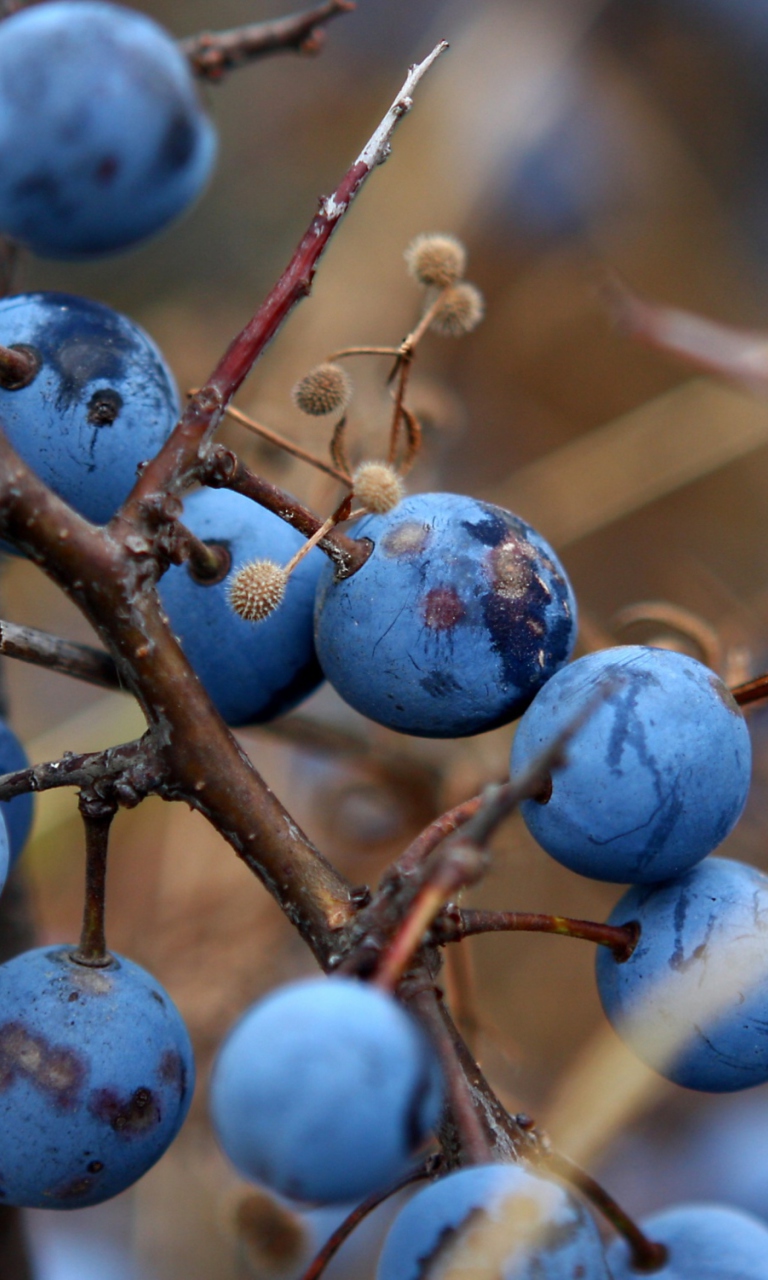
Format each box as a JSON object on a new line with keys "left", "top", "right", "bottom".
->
{"left": 0, "top": 3, "right": 765, "bottom": 1277}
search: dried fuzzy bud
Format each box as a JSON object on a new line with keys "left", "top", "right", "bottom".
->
{"left": 353, "top": 461, "right": 404, "bottom": 514}
{"left": 430, "top": 283, "right": 485, "bottom": 337}
{"left": 228, "top": 559, "right": 287, "bottom": 622}
{"left": 405, "top": 233, "right": 466, "bottom": 288}
{"left": 292, "top": 363, "right": 352, "bottom": 417}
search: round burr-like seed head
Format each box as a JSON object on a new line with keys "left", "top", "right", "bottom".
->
{"left": 429, "top": 283, "right": 485, "bottom": 337}
{"left": 352, "top": 461, "right": 404, "bottom": 514}
{"left": 404, "top": 233, "right": 467, "bottom": 288}
{"left": 228, "top": 559, "right": 287, "bottom": 622}
{"left": 292, "top": 363, "right": 352, "bottom": 416}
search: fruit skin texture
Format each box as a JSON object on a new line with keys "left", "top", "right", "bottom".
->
{"left": 0, "top": 1, "right": 216, "bottom": 258}
{"left": 511, "top": 646, "right": 751, "bottom": 883}
{"left": 0, "top": 292, "right": 180, "bottom": 529}
{"left": 607, "top": 1203, "right": 768, "bottom": 1279}
{"left": 209, "top": 977, "right": 444, "bottom": 1205}
{"left": 0, "top": 716, "right": 33, "bottom": 865}
{"left": 314, "top": 493, "right": 576, "bottom": 738}
{"left": 159, "top": 488, "right": 324, "bottom": 727}
{"left": 596, "top": 857, "right": 768, "bottom": 1091}
{"left": 377, "top": 1163, "right": 611, "bottom": 1280}
{"left": 0, "top": 946, "right": 194, "bottom": 1208}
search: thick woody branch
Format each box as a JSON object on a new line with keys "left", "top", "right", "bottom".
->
{"left": 182, "top": 1, "right": 356, "bottom": 81}
{"left": 0, "top": 738, "right": 161, "bottom": 805}
{"left": 0, "top": 619, "right": 121, "bottom": 691}
{"left": 120, "top": 41, "right": 448, "bottom": 519}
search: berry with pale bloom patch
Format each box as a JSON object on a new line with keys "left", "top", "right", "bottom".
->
{"left": 292, "top": 363, "right": 352, "bottom": 417}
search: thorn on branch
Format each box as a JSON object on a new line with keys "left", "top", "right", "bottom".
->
{"left": 182, "top": 0, "right": 356, "bottom": 82}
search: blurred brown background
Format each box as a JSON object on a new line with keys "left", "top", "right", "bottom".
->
{"left": 9, "top": 0, "right": 768, "bottom": 1275}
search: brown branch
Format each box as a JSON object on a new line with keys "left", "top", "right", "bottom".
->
{"left": 217, "top": 400, "right": 351, "bottom": 482}
{"left": 201, "top": 444, "right": 370, "bottom": 577}
{"left": 732, "top": 672, "right": 768, "bottom": 708}
{"left": 72, "top": 794, "right": 116, "bottom": 968}
{"left": 0, "top": 619, "right": 122, "bottom": 691}
{"left": 396, "top": 793, "right": 484, "bottom": 877}
{"left": 120, "top": 41, "right": 448, "bottom": 522}
{"left": 0, "top": 739, "right": 162, "bottom": 804}
{"left": 436, "top": 909, "right": 640, "bottom": 963}
{"left": 182, "top": 0, "right": 356, "bottom": 82}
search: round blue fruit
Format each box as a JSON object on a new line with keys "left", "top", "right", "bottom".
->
{"left": 607, "top": 1203, "right": 768, "bottom": 1279}
{"left": 314, "top": 493, "right": 576, "bottom": 738}
{"left": 210, "top": 977, "right": 444, "bottom": 1204}
{"left": 511, "top": 646, "right": 751, "bottom": 883}
{"left": 0, "top": 717, "right": 33, "bottom": 865}
{"left": 0, "top": 946, "right": 194, "bottom": 1208}
{"left": 0, "top": 292, "right": 179, "bottom": 529}
{"left": 596, "top": 857, "right": 768, "bottom": 1091}
{"left": 377, "top": 1163, "right": 611, "bottom": 1280}
{"left": 159, "top": 487, "right": 324, "bottom": 726}
{"left": 0, "top": 1, "right": 216, "bottom": 258}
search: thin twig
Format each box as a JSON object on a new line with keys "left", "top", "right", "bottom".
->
{"left": 547, "top": 1152, "right": 667, "bottom": 1272}
{"left": 121, "top": 40, "right": 448, "bottom": 520}
{"left": 182, "top": 0, "right": 356, "bottom": 81}
{"left": 732, "top": 672, "right": 768, "bottom": 708}
{"left": 436, "top": 909, "right": 639, "bottom": 962}
{"left": 216, "top": 400, "right": 351, "bottom": 482}
{"left": 0, "top": 619, "right": 121, "bottom": 691}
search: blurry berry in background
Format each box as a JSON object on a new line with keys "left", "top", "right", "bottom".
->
{"left": 0, "top": 1, "right": 216, "bottom": 258}
{"left": 159, "top": 488, "right": 324, "bottom": 728}
{"left": 210, "top": 977, "right": 444, "bottom": 1205}
{"left": 377, "top": 1163, "right": 611, "bottom": 1280}
{"left": 0, "top": 946, "right": 195, "bottom": 1208}
{"left": 512, "top": 646, "right": 751, "bottom": 884}
{"left": 314, "top": 493, "right": 576, "bottom": 738}
{"left": 0, "top": 717, "right": 33, "bottom": 865}
{"left": 596, "top": 857, "right": 768, "bottom": 1092}
{"left": 608, "top": 1203, "right": 768, "bottom": 1280}
{"left": 0, "top": 292, "right": 179, "bottom": 530}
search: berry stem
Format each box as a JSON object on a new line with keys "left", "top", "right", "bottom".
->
{"left": 72, "top": 795, "right": 117, "bottom": 968}
{"left": 283, "top": 493, "right": 353, "bottom": 577}
{"left": 210, "top": 398, "right": 351, "bottom": 483}
{"left": 0, "top": 618, "right": 121, "bottom": 691}
{"left": 0, "top": 341, "right": 38, "bottom": 390}
{"left": 182, "top": 0, "right": 356, "bottom": 81}
{"left": 299, "top": 1157, "right": 437, "bottom": 1280}
{"left": 732, "top": 672, "right": 768, "bottom": 707}
{"left": 548, "top": 1152, "right": 668, "bottom": 1273}
{"left": 438, "top": 909, "right": 640, "bottom": 962}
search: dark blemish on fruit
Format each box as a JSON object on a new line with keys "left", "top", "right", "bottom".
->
{"left": 89, "top": 1085, "right": 161, "bottom": 1135}
{"left": 94, "top": 155, "right": 119, "bottom": 185}
{"left": 86, "top": 387, "right": 122, "bottom": 427}
{"left": 381, "top": 521, "right": 431, "bottom": 559}
{"left": 461, "top": 511, "right": 509, "bottom": 547}
{"left": 158, "top": 112, "right": 196, "bottom": 173}
{"left": 150, "top": 990, "right": 166, "bottom": 1007}
{"left": 489, "top": 537, "right": 537, "bottom": 602}
{"left": 51, "top": 1175, "right": 94, "bottom": 1200}
{"left": 158, "top": 1049, "right": 186, "bottom": 1094}
{"left": 67, "top": 991, "right": 79, "bottom": 1002}
{"left": 710, "top": 673, "right": 741, "bottom": 717}
{"left": 0, "top": 1022, "right": 85, "bottom": 1109}
{"left": 422, "top": 586, "right": 465, "bottom": 630}
{"left": 420, "top": 670, "right": 462, "bottom": 699}
{"left": 87, "top": 1160, "right": 104, "bottom": 1174}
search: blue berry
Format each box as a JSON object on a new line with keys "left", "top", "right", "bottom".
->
{"left": 511, "top": 646, "right": 751, "bottom": 883}
{"left": 607, "top": 1203, "right": 768, "bottom": 1279}
{"left": 210, "top": 977, "right": 444, "bottom": 1204}
{"left": 0, "top": 946, "right": 194, "bottom": 1208}
{"left": 0, "top": 292, "right": 179, "bottom": 529}
{"left": 0, "top": 717, "right": 33, "bottom": 865}
{"left": 596, "top": 857, "right": 768, "bottom": 1091}
{"left": 0, "top": 1, "right": 216, "bottom": 258}
{"left": 314, "top": 493, "right": 576, "bottom": 738}
{"left": 377, "top": 1163, "right": 611, "bottom": 1280}
{"left": 159, "top": 488, "right": 324, "bottom": 726}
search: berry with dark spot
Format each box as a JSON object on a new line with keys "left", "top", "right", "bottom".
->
{"left": 0, "top": 292, "right": 179, "bottom": 530}
{"left": 159, "top": 488, "right": 324, "bottom": 726}
{"left": 377, "top": 1164, "right": 611, "bottom": 1280}
{"left": 210, "top": 977, "right": 443, "bottom": 1204}
{"left": 313, "top": 492, "right": 577, "bottom": 737}
{"left": 511, "top": 647, "right": 751, "bottom": 883}
{"left": 608, "top": 1203, "right": 768, "bottom": 1279}
{"left": 0, "top": 945, "right": 194, "bottom": 1207}
{"left": 596, "top": 858, "right": 768, "bottom": 1091}
{"left": 0, "top": 1, "right": 216, "bottom": 258}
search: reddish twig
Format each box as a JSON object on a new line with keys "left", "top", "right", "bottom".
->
{"left": 436, "top": 909, "right": 640, "bottom": 962}
{"left": 732, "top": 673, "right": 768, "bottom": 708}
{"left": 0, "top": 619, "right": 122, "bottom": 691}
{"left": 120, "top": 41, "right": 448, "bottom": 522}
{"left": 182, "top": 0, "right": 356, "bottom": 81}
